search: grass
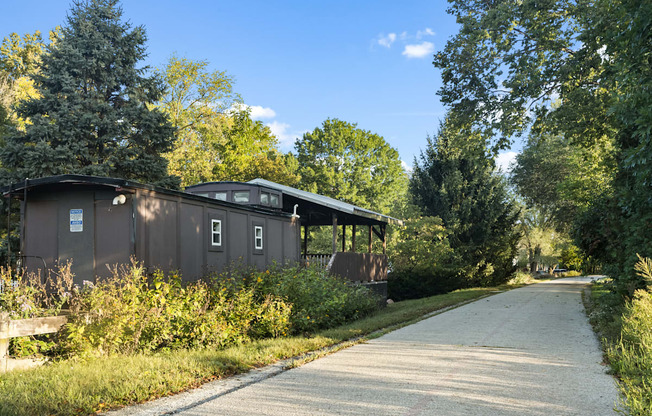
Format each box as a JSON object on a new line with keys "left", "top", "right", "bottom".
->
{"left": 584, "top": 279, "right": 652, "bottom": 416}
{"left": 0, "top": 285, "right": 511, "bottom": 416}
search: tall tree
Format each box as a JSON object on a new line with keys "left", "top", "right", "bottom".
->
{"left": 410, "top": 118, "right": 520, "bottom": 286}
{"left": 0, "top": 0, "right": 178, "bottom": 187}
{"left": 158, "top": 56, "right": 299, "bottom": 187}
{"left": 295, "top": 118, "right": 407, "bottom": 214}
{"left": 511, "top": 134, "right": 616, "bottom": 231}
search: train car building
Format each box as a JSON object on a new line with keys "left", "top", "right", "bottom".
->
{"left": 3, "top": 175, "right": 399, "bottom": 293}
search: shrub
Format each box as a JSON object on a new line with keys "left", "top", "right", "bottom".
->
{"left": 61, "top": 262, "right": 291, "bottom": 358}
{"left": 245, "top": 265, "right": 379, "bottom": 334}
{"left": 388, "top": 268, "right": 462, "bottom": 301}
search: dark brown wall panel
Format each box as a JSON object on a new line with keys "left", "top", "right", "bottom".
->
{"left": 267, "top": 219, "right": 283, "bottom": 264}
{"left": 146, "top": 197, "right": 178, "bottom": 273}
{"left": 94, "top": 199, "right": 133, "bottom": 279}
{"left": 227, "top": 212, "right": 248, "bottom": 266}
{"left": 180, "top": 203, "right": 204, "bottom": 280}
{"left": 56, "top": 191, "right": 95, "bottom": 285}
{"left": 24, "top": 200, "right": 58, "bottom": 278}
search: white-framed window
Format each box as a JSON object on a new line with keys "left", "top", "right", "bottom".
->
{"left": 233, "top": 191, "right": 250, "bottom": 203}
{"left": 211, "top": 219, "right": 222, "bottom": 247}
{"left": 254, "top": 225, "right": 263, "bottom": 250}
{"left": 214, "top": 192, "right": 227, "bottom": 201}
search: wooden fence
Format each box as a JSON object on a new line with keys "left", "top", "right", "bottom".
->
{"left": 0, "top": 312, "right": 68, "bottom": 372}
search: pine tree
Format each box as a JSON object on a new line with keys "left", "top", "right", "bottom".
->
{"left": 0, "top": 0, "right": 179, "bottom": 188}
{"left": 410, "top": 119, "right": 521, "bottom": 286}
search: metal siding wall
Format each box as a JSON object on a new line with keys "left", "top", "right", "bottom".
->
{"left": 227, "top": 212, "right": 248, "bottom": 265}
{"left": 179, "top": 202, "right": 204, "bottom": 280}
{"left": 56, "top": 191, "right": 95, "bottom": 285}
{"left": 94, "top": 199, "right": 133, "bottom": 279}
{"left": 146, "top": 197, "right": 178, "bottom": 273}
{"left": 267, "top": 219, "right": 283, "bottom": 264}
{"left": 23, "top": 200, "right": 58, "bottom": 279}
{"left": 282, "top": 219, "right": 300, "bottom": 263}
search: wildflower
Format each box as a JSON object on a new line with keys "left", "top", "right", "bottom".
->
{"left": 257, "top": 277, "right": 262, "bottom": 283}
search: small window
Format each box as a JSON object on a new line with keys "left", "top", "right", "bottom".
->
{"left": 270, "top": 194, "right": 279, "bottom": 207}
{"left": 214, "top": 192, "right": 227, "bottom": 201}
{"left": 260, "top": 192, "right": 269, "bottom": 205}
{"left": 195, "top": 192, "right": 209, "bottom": 197}
{"left": 254, "top": 226, "right": 263, "bottom": 250}
{"left": 233, "top": 191, "right": 250, "bottom": 203}
{"left": 211, "top": 219, "right": 222, "bottom": 247}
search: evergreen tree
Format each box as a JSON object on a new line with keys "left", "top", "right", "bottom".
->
{"left": 410, "top": 118, "right": 520, "bottom": 286}
{"left": 0, "top": 0, "right": 178, "bottom": 188}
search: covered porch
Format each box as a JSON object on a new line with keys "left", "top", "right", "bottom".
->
{"left": 248, "top": 179, "right": 401, "bottom": 283}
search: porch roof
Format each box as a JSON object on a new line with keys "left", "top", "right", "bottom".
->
{"left": 247, "top": 178, "right": 403, "bottom": 227}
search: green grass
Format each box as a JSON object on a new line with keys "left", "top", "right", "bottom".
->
{"left": 584, "top": 279, "right": 652, "bottom": 416}
{"left": 0, "top": 286, "right": 507, "bottom": 415}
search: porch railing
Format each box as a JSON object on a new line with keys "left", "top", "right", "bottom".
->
{"left": 301, "top": 252, "right": 388, "bottom": 283}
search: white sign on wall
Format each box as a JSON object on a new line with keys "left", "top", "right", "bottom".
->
{"left": 70, "top": 209, "right": 83, "bottom": 232}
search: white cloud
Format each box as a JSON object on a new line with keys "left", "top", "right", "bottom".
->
{"left": 266, "top": 121, "right": 298, "bottom": 148}
{"left": 495, "top": 151, "right": 518, "bottom": 173}
{"left": 249, "top": 105, "right": 276, "bottom": 120}
{"left": 416, "top": 28, "right": 435, "bottom": 39}
{"left": 402, "top": 41, "right": 435, "bottom": 59}
{"left": 377, "top": 33, "right": 397, "bottom": 48}
{"left": 401, "top": 160, "right": 414, "bottom": 175}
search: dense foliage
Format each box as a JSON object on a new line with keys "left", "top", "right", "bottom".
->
{"left": 295, "top": 118, "right": 407, "bottom": 215}
{"left": 434, "top": 0, "right": 651, "bottom": 294}
{"left": 410, "top": 120, "right": 521, "bottom": 288}
{"left": 0, "top": 0, "right": 179, "bottom": 187}
{"left": 1, "top": 261, "right": 378, "bottom": 359}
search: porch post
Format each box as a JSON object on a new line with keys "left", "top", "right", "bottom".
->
{"left": 332, "top": 214, "right": 338, "bottom": 254}
{"left": 352, "top": 224, "right": 356, "bottom": 253}
{"left": 303, "top": 225, "right": 308, "bottom": 256}
{"left": 368, "top": 225, "right": 373, "bottom": 253}
{"left": 382, "top": 224, "right": 387, "bottom": 255}
{"left": 342, "top": 225, "right": 346, "bottom": 252}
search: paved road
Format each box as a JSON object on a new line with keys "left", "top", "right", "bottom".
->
{"left": 113, "top": 277, "right": 619, "bottom": 416}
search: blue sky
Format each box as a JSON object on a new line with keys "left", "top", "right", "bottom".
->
{"left": 1, "top": 0, "right": 518, "bottom": 170}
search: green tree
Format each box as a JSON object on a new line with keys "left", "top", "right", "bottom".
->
{"left": 410, "top": 118, "right": 521, "bottom": 286}
{"left": 158, "top": 55, "right": 238, "bottom": 186}
{"left": 295, "top": 118, "right": 407, "bottom": 214}
{"left": 511, "top": 134, "right": 616, "bottom": 231}
{"left": 434, "top": 0, "right": 652, "bottom": 293}
{"left": 158, "top": 56, "right": 299, "bottom": 187}
{"left": 0, "top": 0, "right": 178, "bottom": 187}
{"left": 0, "top": 31, "right": 49, "bottom": 133}
{"left": 433, "top": 0, "right": 613, "bottom": 149}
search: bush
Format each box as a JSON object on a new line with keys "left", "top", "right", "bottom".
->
{"left": 244, "top": 264, "right": 379, "bottom": 334}
{"left": 62, "top": 262, "right": 291, "bottom": 358}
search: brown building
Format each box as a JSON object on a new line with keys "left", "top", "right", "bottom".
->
{"left": 3, "top": 176, "right": 399, "bottom": 293}
{"left": 3, "top": 175, "right": 299, "bottom": 285}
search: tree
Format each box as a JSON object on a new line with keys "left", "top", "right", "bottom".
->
{"left": 158, "top": 56, "right": 299, "bottom": 187}
{"left": 434, "top": 0, "right": 652, "bottom": 292}
{"left": 0, "top": 0, "right": 178, "bottom": 188}
{"left": 295, "top": 118, "right": 407, "bottom": 214}
{"left": 511, "top": 134, "right": 616, "bottom": 231}
{"left": 0, "top": 31, "right": 49, "bottom": 133}
{"left": 433, "top": 0, "right": 613, "bottom": 150}
{"left": 410, "top": 117, "right": 521, "bottom": 286}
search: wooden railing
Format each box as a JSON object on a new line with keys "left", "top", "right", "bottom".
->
{"left": 0, "top": 312, "right": 68, "bottom": 372}
{"left": 328, "top": 252, "right": 388, "bottom": 283}
{"left": 301, "top": 254, "right": 333, "bottom": 269}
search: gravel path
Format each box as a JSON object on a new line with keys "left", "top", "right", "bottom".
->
{"left": 109, "top": 277, "right": 619, "bottom": 416}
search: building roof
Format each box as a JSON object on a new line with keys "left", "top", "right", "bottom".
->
{"left": 1, "top": 175, "right": 293, "bottom": 218}
{"left": 247, "top": 178, "right": 403, "bottom": 226}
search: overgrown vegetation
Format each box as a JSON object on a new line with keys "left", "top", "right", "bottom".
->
{"left": 586, "top": 256, "right": 652, "bottom": 416}
{"left": 0, "top": 285, "right": 501, "bottom": 416}
{"left": 0, "top": 261, "right": 378, "bottom": 360}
